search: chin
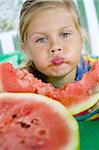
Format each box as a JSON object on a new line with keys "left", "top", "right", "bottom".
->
{"left": 50, "top": 72, "right": 67, "bottom": 78}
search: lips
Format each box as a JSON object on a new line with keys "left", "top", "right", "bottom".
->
{"left": 52, "top": 57, "right": 64, "bottom": 65}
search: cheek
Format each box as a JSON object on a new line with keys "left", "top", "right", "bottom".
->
{"left": 33, "top": 59, "right": 48, "bottom": 73}
{"left": 67, "top": 48, "right": 81, "bottom": 57}
{"left": 32, "top": 53, "right": 47, "bottom": 68}
{"left": 35, "top": 59, "right": 45, "bottom": 66}
{"left": 67, "top": 49, "right": 81, "bottom": 65}
{"left": 73, "top": 52, "right": 81, "bottom": 63}
{"left": 29, "top": 49, "right": 42, "bottom": 61}
{"left": 73, "top": 50, "right": 81, "bottom": 61}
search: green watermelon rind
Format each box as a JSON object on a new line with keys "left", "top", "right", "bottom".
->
{"left": 68, "top": 93, "right": 99, "bottom": 115}
{"left": 0, "top": 92, "right": 79, "bottom": 150}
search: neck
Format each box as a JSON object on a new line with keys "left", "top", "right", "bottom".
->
{"left": 47, "top": 67, "right": 77, "bottom": 88}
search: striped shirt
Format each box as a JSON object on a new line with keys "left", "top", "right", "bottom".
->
{"left": 75, "top": 55, "right": 99, "bottom": 121}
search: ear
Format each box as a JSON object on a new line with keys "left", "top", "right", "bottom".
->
{"left": 21, "top": 42, "right": 32, "bottom": 60}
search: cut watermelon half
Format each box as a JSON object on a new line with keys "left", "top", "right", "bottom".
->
{"left": 0, "top": 93, "right": 79, "bottom": 150}
{"left": 0, "top": 62, "right": 99, "bottom": 115}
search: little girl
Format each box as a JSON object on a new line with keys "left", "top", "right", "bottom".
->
{"left": 19, "top": 0, "right": 99, "bottom": 120}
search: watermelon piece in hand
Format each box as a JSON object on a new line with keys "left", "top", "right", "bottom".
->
{"left": 0, "top": 93, "right": 79, "bottom": 150}
{"left": 0, "top": 62, "right": 99, "bottom": 115}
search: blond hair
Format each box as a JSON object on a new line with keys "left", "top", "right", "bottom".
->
{"left": 19, "top": 0, "right": 84, "bottom": 43}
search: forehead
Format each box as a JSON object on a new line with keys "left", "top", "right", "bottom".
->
{"left": 27, "top": 7, "right": 76, "bottom": 34}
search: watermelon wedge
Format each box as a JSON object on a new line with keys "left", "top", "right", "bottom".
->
{"left": 0, "top": 62, "right": 99, "bottom": 115}
{"left": 0, "top": 93, "right": 79, "bottom": 150}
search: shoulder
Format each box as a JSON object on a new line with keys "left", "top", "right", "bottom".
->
{"left": 76, "top": 54, "right": 99, "bottom": 80}
{"left": 82, "top": 54, "right": 99, "bottom": 66}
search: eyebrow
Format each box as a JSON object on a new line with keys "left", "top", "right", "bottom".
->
{"left": 29, "top": 25, "right": 73, "bottom": 37}
{"left": 61, "top": 25, "right": 74, "bottom": 30}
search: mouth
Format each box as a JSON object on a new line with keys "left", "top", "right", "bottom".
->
{"left": 51, "top": 57, "right": 64, "bottom": 65}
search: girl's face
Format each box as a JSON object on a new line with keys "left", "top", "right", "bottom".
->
{"left": 23, "top": 7, "right": 82, "bottom": 78}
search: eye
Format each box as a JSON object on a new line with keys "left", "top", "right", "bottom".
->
{"left": 36, "top": 37, "right": 47, "bottom": 43}
{"left": 60, "top": 32, "right": 71, "bottom": 38}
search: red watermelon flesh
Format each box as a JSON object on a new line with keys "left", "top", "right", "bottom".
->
{"left": 0, "top": 63, "right": 55, "bottom": 97}
{"left": 0, "top": 62, "right": 99, "bottom": 115}
{"left": 0, "top": 93, "right": 79, "bottom": 150}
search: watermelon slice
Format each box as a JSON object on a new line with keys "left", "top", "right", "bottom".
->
{"left": 0, "top": 93, "right": 79, "bottom": 150}
{"left": 0, "top": 62, "right": 99, "bottom": 115}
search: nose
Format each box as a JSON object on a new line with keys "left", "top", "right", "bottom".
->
{"left": 50, "top": 48, "right": 62, "bottom": 54}
{"left": 48, "top": 35, "right": 63, "bottom": 54}
{"left": 49, "top": 42, "right": 63, "bottom": 54}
